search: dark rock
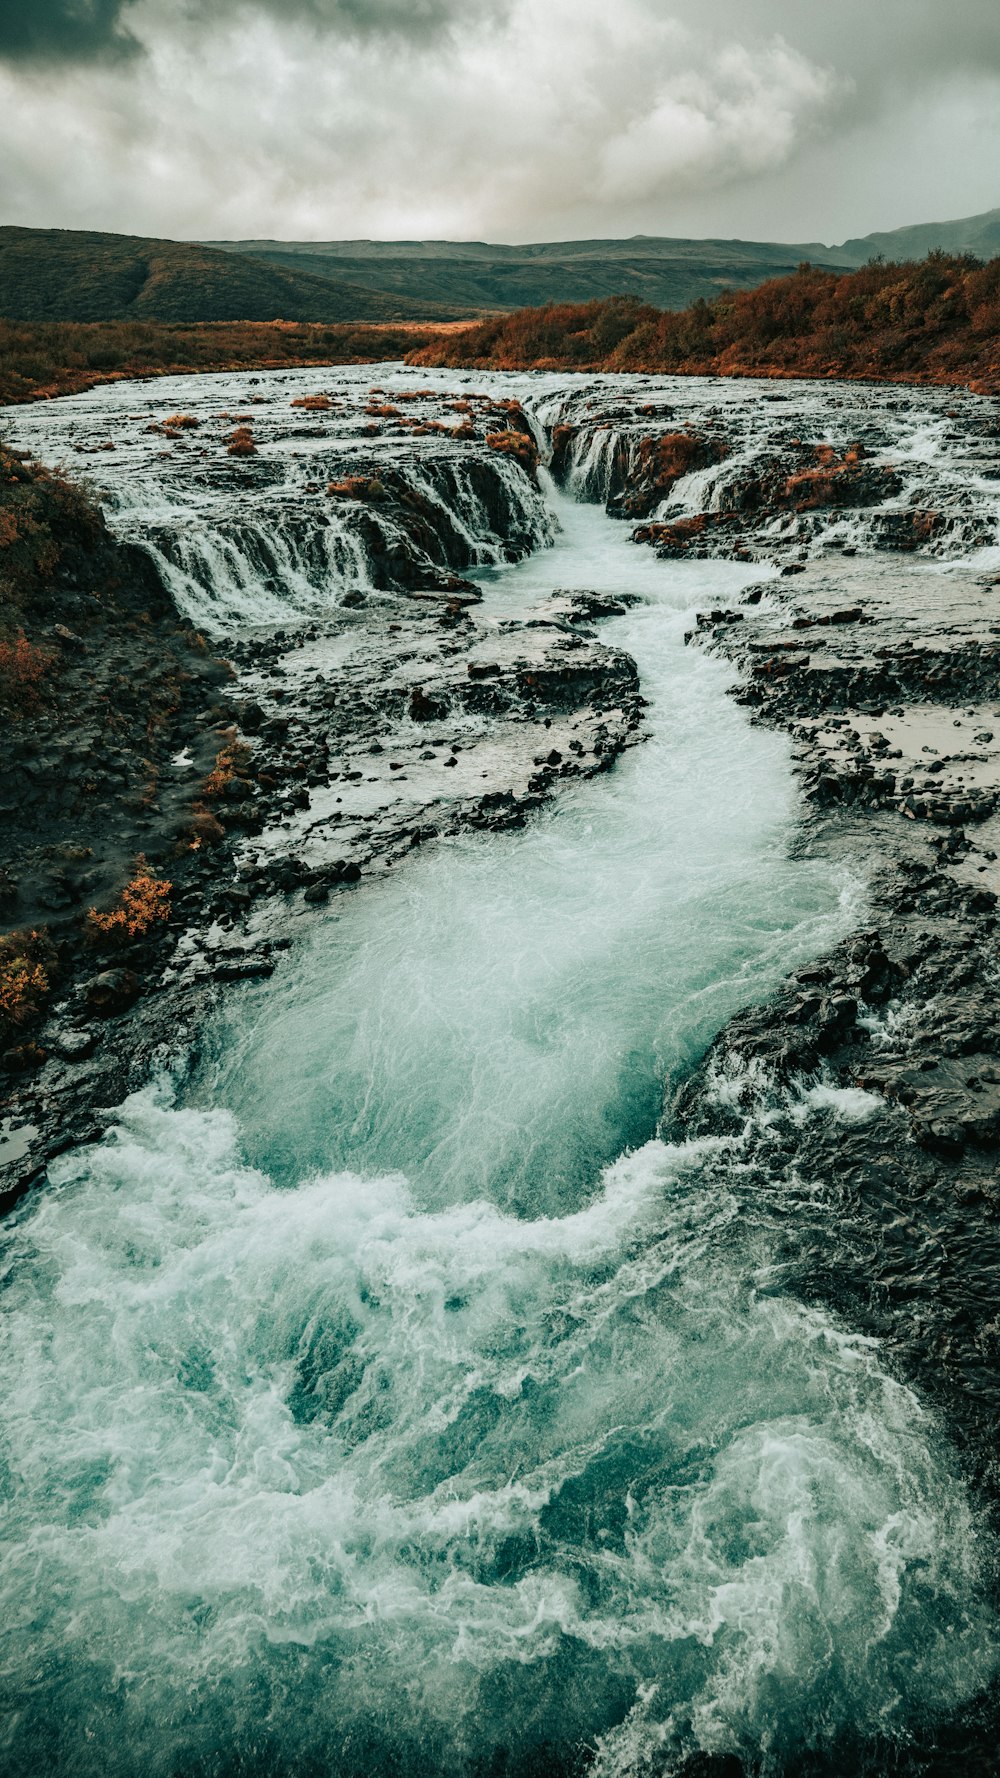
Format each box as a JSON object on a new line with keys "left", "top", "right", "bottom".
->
{"left": 410, "top": 685, "right": 447, "bottom": 722}
{"left": 84, "top": 969, "right": 140, "bottom": 1017}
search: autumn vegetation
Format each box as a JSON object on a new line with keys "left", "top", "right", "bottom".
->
{"left": 226, "top": 424, "right": 257, "bottom": 457}
{"left": 0, "top": 929, "right": 56, "bottom": 1051}
{"left": 0, "top": 318, "right": 450, "bottom": 406}
{"left": 202, "top": 741, "right": 252, "bottom": 798}
{"left": 409, "top": 254, "right": 1000, "bottom": 393}
{"left": 0, "top": 631, "right": 55, "bottom": 713}
{"left": 87, "top": 864, "right": 172, "bottom": 942}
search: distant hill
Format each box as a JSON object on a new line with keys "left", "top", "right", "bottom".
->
{"left": 204, "top": 233, "right": 850, "bottom": 315}
{"left": 836, "top": 207, "right": 1000, "bottom": 266}
{"left": 4, "top": 209, "right": 997, "bottom": 331}
{"left": 0, "top": 228, "right": 462, "bottom": 323}
{"left": 206, "top": 208, "right": 1000, "bottom": 314}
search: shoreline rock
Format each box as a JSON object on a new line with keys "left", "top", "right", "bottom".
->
{"left": 672, "top": 552, "right": 1000, "bottom": 1516}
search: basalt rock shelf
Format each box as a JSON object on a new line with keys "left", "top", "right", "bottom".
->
{"left": 2, "top": 366, "right": 1000, "bottom": 1778}
{"left": 671, "top": 552, "right": 1000, "bottom": 1508}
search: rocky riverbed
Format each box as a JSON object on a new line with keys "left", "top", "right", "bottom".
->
{"left": 670, "top": 557, "right": 1000, "bottom": 1511}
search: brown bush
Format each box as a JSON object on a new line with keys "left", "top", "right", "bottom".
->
{"left": 226, "top": 425, "right": 257, "bottom": 457}
{"left": 632, "top": 514, "right": 710, "bottom": 550}
{"left": 0, "top": 928, "right": 55, "bottom": 1048}
{"left": 326, "top": 476, "right": 381, "bottom": 499}
{"left": 163, "top": 413, "right": 199, "bottom": 429}
{"left": 408, "top": 255, "right": 1000, "bottom": 395}
{"left": 291, "top": 394, "right": 335, "bottom": 410}
{"left": 184, "top": 805, "right": 225, "bottom": 849}
{"left": 88, "top": 862, "right": 172, "bottom": 941}
{"left": 0, "top": 631, "right": 55, "bottom": 712}
{"left": 484, "top": 430, "right": 538, "bottom": 473}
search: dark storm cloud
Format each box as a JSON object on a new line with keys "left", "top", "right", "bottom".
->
{"left": 245, "top": 0, "right": 508, "bottom": 39}
{"left": 0, "top": 0, "right": 502, "bottom": 66}
{"left": 0, "top": 0, "right": 139, "bottom": 63}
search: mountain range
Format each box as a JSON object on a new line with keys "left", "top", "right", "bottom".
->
{"left": 1, "top": 208, "right": 998, "bottom": 325}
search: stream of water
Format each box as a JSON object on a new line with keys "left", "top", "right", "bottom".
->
{"left": 1, "top": 373, "right": 997, "bottom": 1777}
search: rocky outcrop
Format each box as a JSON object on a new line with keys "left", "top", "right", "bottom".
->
{"left": 664, "top": 551, "right": 1000, "bottom": 1519}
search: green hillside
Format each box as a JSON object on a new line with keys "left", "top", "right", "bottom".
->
{"left": 0, "top": 228, "right": 462, "bottom": 323}
{"left": 206, "top": 232, "right": 849, "bottom": 314}
{"left": 206, "top": 208, "right": 1000, "bottom": 313}
{"left": 837, "top": 207, "right": 1000, "bottom": 266}
{"left": 5, "top": 210, "right": 997, "bottom": 331}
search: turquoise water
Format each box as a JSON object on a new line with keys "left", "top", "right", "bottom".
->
{"left": 203, "top": 492, "right": 843, "bottom": 1207}
{"left": 0, "top": 480, "right": 994, "bottom": 1778}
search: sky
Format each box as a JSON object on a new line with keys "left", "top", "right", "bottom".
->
{"left": 0, "top": 0, "right": 998, "bottom": 245}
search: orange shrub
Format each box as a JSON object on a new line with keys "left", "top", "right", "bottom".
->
{"left": 327, "top": 476, "right": 381, "bottom": 499}
{"left": 291, "top": 394, "right": 335, "bottom": 410}
{"left": 88, "top": 863, "right": 171, "bottom": 940}
{"left": 0, "top": 928, "right": 54, "bottom": 1045}
{"left": 202, "top": 740, "right": 252, "bottom": 798}
{"left": 485, "top": 430, "right": 538, "bottom": 473}
{"left": 226, "top": 425, "right": 257, "bottom": 456}
{"left": 163, "top": 413, "right": 199, "bottom": 429}
{"left": 0, "top": 631, "right": 55, "bottom": 712}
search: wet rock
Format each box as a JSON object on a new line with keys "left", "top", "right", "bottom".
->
{"left": 409, "top": 685, "right": 447, "bottom": 722}
{"left": 84, "top": 969, "right": 141, "bottom": 1016}
{"left": 52, "top": 1028, "right": 98, "bottom": 1061}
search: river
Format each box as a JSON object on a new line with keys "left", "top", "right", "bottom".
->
{"left": 0, "top": 368, "right": 996, "bottom": 1778}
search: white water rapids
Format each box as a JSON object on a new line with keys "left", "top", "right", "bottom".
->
{"left": 1, "top": 368, "right": 997, "bottom": 1777}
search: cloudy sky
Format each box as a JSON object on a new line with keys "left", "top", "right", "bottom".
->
{"left": 0, "top": 0, "right": 998, "bottom": 245}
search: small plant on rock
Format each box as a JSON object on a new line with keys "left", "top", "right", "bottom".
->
{"left": 88, "top": 861, "right": 172, "bottom": 941}
{"left": 0, "top": 631, "right": 55, "bottom": 713}
{"left": 202, "top": 740, "right": 252, "bottom": 799}
{"left": 226, "top": 426, "right": 257, "bottom": 457}
{"left": 187, "top": 805, "right": 225, "bottom": 848}
{"left": 0, "top": 929, "right": 54, "bottom": 1049}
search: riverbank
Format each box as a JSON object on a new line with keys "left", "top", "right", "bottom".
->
{"left": 0, "top": 317, "right": 460, "bottom": 405}
{"left": 668, "top": 555, "right": 1000, "bottom": 1515}
{"left": 409, "top": 255, "right": 1000, "bottom": 395}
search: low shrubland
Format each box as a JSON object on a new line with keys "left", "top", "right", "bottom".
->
{"left": 0, "top": 318, "right": 446, "bottom": 405}
{"left": 409, "top": 254, "right": 1000, "bottom": 393}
